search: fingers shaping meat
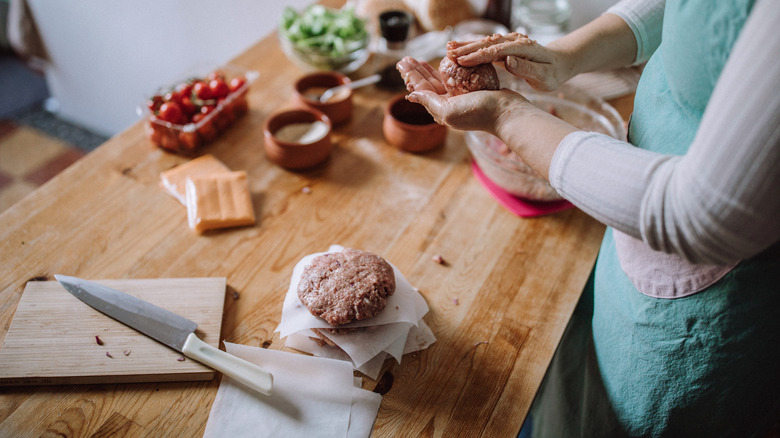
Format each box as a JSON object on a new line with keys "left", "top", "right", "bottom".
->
{"left": 438, "top": 55, "right": 500, "bottom": 96}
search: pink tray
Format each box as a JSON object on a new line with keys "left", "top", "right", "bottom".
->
{"left": 471, "top": 161, "right": 574, "bottom": 217}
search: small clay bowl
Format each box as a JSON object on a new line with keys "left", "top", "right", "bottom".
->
{"left": 383, "top": 94, "right": 447, "bottom": 152}
{"left": 292, "top": 72, "right": 353, "bottom": 126}
{"left": 264, "top": 108, "right": 333, "bottom": 170}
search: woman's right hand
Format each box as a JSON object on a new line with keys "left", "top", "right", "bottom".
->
{"left": 447, "top": 33, "right": 575, "bottom": 92}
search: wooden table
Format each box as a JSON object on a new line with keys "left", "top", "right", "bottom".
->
{"left": 0, "top": 12, "right": 630, "bottom": 437}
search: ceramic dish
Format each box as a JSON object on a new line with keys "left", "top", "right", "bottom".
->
{"left": 264, "top": 108, "right": 333, "bottom": 170}
{"left": 292, "top": 72, "right": 354, "bottom": 126}
{"left": 383, "top": 94, "right": 447, "bottom": 153}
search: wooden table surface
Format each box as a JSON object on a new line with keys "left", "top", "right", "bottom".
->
{"left": 0, "top": 8, "right": 631, "bottom": 437}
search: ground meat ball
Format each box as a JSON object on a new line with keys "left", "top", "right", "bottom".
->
{"left": 297, "top": 248, "right": 396, "bottom": 326}
{"left": 438, "top": 55, "right": 500, "bottom": 96}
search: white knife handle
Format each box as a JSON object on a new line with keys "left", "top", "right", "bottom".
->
{"left": 182, "top": 333, "right": 273, "bottom": 395}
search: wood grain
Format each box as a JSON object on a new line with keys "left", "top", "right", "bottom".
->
{"left": 0, "top": 278, "right": 225, "bottom": 386}
{"left": 0, "top": 3, "right": 629, "bottom": 435}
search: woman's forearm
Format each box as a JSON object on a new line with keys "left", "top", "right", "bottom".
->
{"left": 492, "top": 98, "right": 578, "bottom": 181}
{"left": 547, "top": 13, "right": 639, "bottom": 81}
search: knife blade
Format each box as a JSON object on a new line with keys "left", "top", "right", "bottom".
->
{"left": 55, "top": 274, "right": 272, "bottom": 395}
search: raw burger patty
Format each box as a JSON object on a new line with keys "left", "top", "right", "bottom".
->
{"left": 438, "top": 55, "right": 500, "bottom": 96}
{"left": 297, "top": 248, "right": 396, "bottom": 326}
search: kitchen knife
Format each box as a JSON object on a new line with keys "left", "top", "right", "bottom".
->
{"left": 54, "top": 274, "right": 273, "bottom": 395}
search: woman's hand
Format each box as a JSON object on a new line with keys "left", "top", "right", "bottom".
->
{"left": 396, "top": 56, "right": 579, "bottom": 180}
{"left": 396, "top": 56, "right": 525, "bottom": 134}
{"left": 447, "top": 33, "right": 575, "bottom": 92}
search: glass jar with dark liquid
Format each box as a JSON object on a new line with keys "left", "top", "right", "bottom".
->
{"left": 375, "top": 10, "right": 412, "bottom": 90}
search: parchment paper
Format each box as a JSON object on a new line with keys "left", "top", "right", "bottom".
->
{"left": 203, "top": 342, "right": 382, "bottom": 438}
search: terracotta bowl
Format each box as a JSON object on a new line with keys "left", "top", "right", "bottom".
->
{"left": 383, "top": 94, "right": 447, "bottom": 153}
{"left": 264, "top": 108, "right": 333, "bottom": 170}
{"left": 292, "top": 72, "right": 354, "bottom": 126}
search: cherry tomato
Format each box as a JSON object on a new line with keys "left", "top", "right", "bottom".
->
{"left": 200, "top": 104, "right": 216, "bottom": 115}
{"left": 158, "top": 101, "right": 185, "bottom": 124}
{"left": 146, "top": 95, "right": 163, "bottom": 112}
{"left": 178, "top": 131, "right": 200, "bottom": 150}
{"left": 228, "top": 76, "right": 247, "bottom": 93}
{"left": 175, "top": 82, "right": 193, "bottom": 97}
{"left": 197, "top": 119, "right": 218, "bottom": 142}
{"left": 209, "top": 78, "right": 230, "bottom": 99}
{"left": 192, "top": 81, "right": 212, "bottom": 100}
{"left": 207, "top": 70, "right": 226, "bottom": 81}
{"left": 163, "top": 90, "right": 184, "bottom": 105}
{"left": 179, "top": 96, "right": 198, "bottom": 117}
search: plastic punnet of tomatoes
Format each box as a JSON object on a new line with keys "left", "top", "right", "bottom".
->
{"left": 141, "top": 65, "right": 259, "bottom": 154}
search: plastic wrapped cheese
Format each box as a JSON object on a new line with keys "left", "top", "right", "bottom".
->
{"left": 185, "top": 170, "right": 256, "bottom": 232}
{"left": 160, "top": 154, "right": 231, "bottom": 205}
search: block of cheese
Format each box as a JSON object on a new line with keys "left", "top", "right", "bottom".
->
{"left": 185, "top": 170, "right": 256, "bottom": 232}
{"left": 160, "top": 154, "right": 231, "bottom": 205}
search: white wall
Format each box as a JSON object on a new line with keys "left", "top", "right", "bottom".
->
{"left": 27, "top": 0, "right": 313, "bottom": 137}
{"left": 26, "top": 0, "right": 615, "bottom": 137}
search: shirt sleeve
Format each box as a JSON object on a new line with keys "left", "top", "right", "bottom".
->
{"left": 605, "top": 0, "right": 665, "bottom": 64}
{"left": 549, "top": 0, "right": 780, "bottom": 265}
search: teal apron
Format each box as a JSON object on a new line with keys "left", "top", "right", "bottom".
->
{"left": 529, "top": 1, "right": 780, "bottom": 436}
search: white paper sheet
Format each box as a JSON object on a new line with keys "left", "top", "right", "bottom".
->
{"left": 284, "top": 318, "right": 438, "bottom": 380}
{"left": 203, "top": 342, "right": 382, "bottom": 438}
{"left": 284, "top": 333, "right": 388, "bottom": 379}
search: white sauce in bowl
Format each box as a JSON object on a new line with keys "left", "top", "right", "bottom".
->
{"left": 274, "top": 121, "right": 329, "bottom": 144}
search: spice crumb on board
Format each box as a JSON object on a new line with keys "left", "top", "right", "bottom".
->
{"left": 231, "top": 289, "right": 240, "bottom": 300}
{"left": 453, "top": 298, "right": 459, "bottom": 305}
{"left": 123, "top": 350, "right": 131, "bottom": 356}
{"left": 106, "top": 352, "right": 113, "bottom": 358}
{"left": 95, "top": 335, "right": 103, "bottom": 345}
{"left": 302, "top": 186, "right": 312, "bottom": 194}
{"left": 177, "top": 356, "right": 185, "bottom": 362}
{"left": 432, "top": 254, "right": 445, "bottom": 264}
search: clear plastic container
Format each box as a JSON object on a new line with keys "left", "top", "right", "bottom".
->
{"left": 138, "top": 64, "right": 259, "bottom": 155}
{"left": 465, "top": 75, "right": 625, "bottom": 201}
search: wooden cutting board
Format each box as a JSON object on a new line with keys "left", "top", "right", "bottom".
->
{"left": 0, "top": 277, "right": 226, "bottom": 386}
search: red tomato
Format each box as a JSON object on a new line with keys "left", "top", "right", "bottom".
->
{"left": 178, "top": 131, "right": 200, "bottom": 150}
{"left": 207, "top": 70, "right": 226, "bottom": 81}
{"left": 146, "top": 95, "right": 163, "bottom": 112}
{"left": 158, "top": 101, "right": 185, "bottom": 124}
{"left": 175, "top": 82, "right": 193, "bottom": 97}
{"left": 179, "top": 96, "right": 198, "bottom": 117}
{"left": 163, "top": 90, "right": 183, "bottom": 105}
{"left": 197, "top": 119, "right": 217, "bottom": 142}
{"left": 209, "top": 78, "right": 230, "bottom": 99}
{"left": 192, "top": 81, "right": 212, "bottom": 100}
{"left": 228, "top": 76, "right": 247, "bottom": 93}
{"left": 200, "top": 105, "right": 216, "bottom": 115}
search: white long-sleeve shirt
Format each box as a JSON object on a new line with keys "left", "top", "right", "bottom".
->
{"left": 548, "top": 0, "right": 780, "bottom": 265}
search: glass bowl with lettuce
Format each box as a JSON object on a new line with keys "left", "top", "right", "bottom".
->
{"left": 279, "top": 5, "right": 370, "bottom": 74}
